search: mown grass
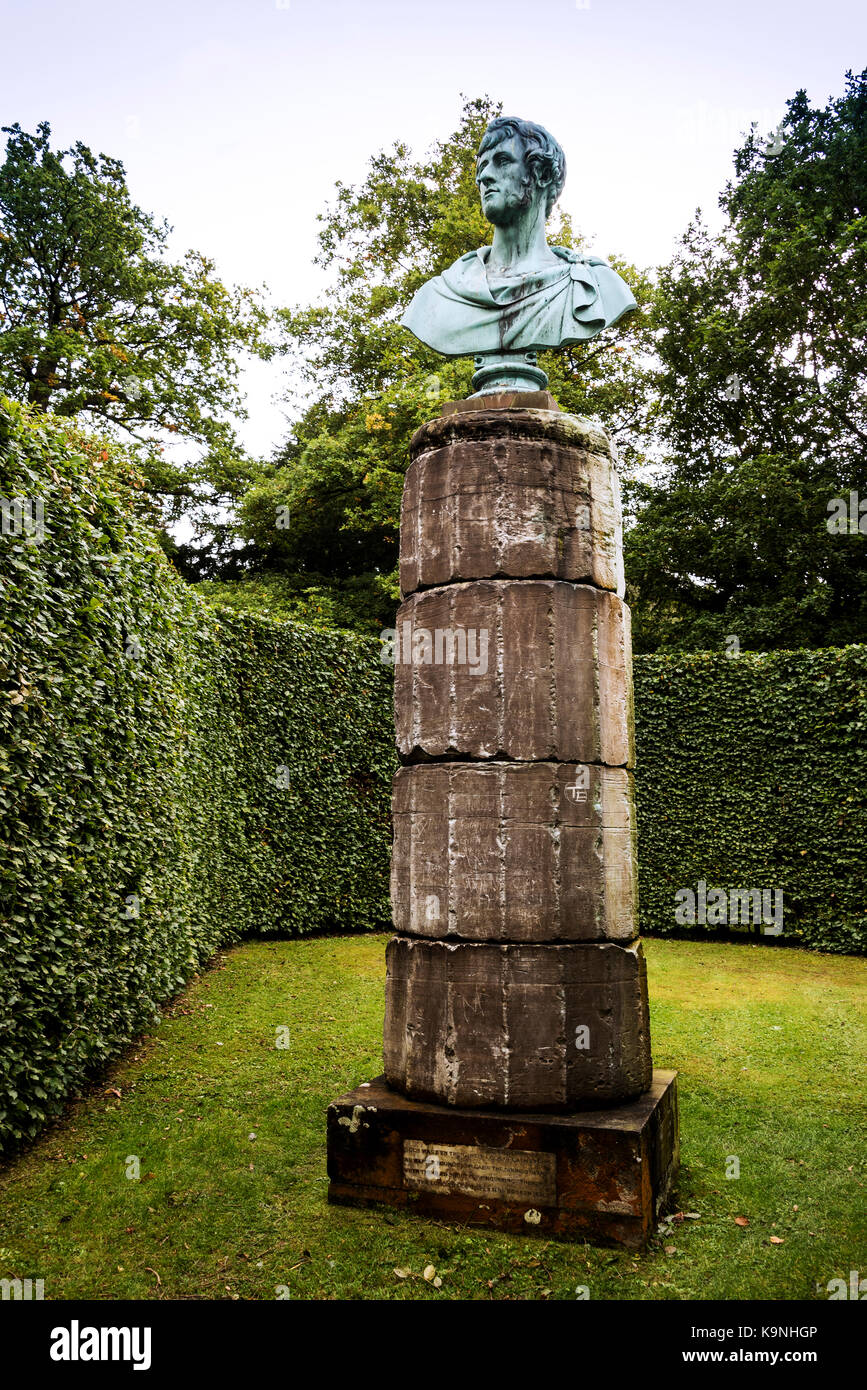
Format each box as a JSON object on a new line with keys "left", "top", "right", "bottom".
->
{"left": 0, "top": 936, "right": 864, "bottom": 1301}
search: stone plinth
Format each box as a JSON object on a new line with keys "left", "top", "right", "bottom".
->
{"left": 391, "top": 762, "right": 638, "bottom": 942}
{"left": 394, "top": 581, "right": 634, "bottom": 765}
{"left": 328, "top": 1072, "right": 679, "bottom": 1250}
{"left": 400, "top": 409, "right": 625, "bottom": 596}
{"left": 383, "top": 937, "right": 652, "bottom": 1109}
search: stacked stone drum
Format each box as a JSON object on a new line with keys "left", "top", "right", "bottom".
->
{"left": 382, "top": 399, "right": 653, "bottom": 1110}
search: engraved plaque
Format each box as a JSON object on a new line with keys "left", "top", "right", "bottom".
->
{"left": 403, "top": 1140, "right": 556, "bottom": 1204}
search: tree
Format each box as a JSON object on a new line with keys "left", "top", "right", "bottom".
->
{"left": 0, "top": 121, "right": 273, "bottom": 540}
{"left": 229, "top": 97, "right": 656, "bottom": 633}
{"left": 626, "top": 70, "right": 867, "bottom": 651}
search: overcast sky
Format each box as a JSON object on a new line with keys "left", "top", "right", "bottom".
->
{"left": 2, "top": 0, "right": 864, "bottom": 460}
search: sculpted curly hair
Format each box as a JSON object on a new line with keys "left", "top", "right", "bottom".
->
{"left": 476, "top": 117, "right": 566, "bottom": 217}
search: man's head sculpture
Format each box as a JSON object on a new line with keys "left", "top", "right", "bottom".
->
{"left": 400, "top": 115, "right": 637, "bottom": 395}
{"left": 475, "top": 117, "right": 566, "bottom": 223}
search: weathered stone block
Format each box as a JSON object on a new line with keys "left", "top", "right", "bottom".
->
{"left": 391, "top": 761, "right": 637, "bottom": 942}
{"left": 393, "top": 580, "right": 634, "bottom": 766}
{"left": 399, "top": 413, "right": 624, "bottom": 597}
{"left": 327, "top": 1071, "right": 679, "bottom": 1250}
{"left": 383, "top": 936, "right": 652, "bottom": 1110}
{"left": 409, "top": 405, "right": 611, "bottom": 456}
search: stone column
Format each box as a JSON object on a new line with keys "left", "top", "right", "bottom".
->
{"left": 382, "top": 396, "right": 652, "bottom": 1109}
{"left": 328, "top": 392, "right": 678, "bottom": 1248}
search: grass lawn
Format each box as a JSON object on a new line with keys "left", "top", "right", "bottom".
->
{"left": 0, "top": 935, "right": 864, "bottom": 1301}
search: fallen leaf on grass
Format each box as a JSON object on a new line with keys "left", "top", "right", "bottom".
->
{"left": 734, "top": 1216, "right": 750, "bottom": 1227}
{"left": 393, "top": 1267, "right": 411, "bottom": 1279}
{"left": 769, "top": 1236, "right": 785, "bottom": 1244}
{"left": 665, "top": 1245, "right": 677, "bottom": 1255}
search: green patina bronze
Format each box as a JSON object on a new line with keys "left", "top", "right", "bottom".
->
{"left": 400, "top": 117, "right": 637, "bottom": 396}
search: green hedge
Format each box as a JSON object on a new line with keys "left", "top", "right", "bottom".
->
{"left": 182, "top": 609, "right": 394, "bottom": 945}
{"left": 0, "top": 399, "right": 393, "bottom": 1148}
{"left": 633, "top": 649, "right": 867, "bottom": 955}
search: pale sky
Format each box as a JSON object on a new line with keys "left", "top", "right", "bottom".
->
{"left": 2, "top": 0, "right": 865, "bottom": 461}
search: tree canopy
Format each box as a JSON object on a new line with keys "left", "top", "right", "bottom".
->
{"left": 626, "top": 69, "right": 867, "bottom": 651}
{"left": 7, "top": 80, "right": 865, "bottom": 652}
{"left": 0, "top": 121, "right": 273, "bottom": 536}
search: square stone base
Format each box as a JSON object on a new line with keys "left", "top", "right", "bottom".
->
{"left": 327, "top": 1070, "right": 678, "bottom": 1250}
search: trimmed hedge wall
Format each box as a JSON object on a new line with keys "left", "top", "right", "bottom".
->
{"left": 182, "top": 610, "right": 394, "bottom": 944}
{"left": 0, "top": 399, "right": 393, "bottom": 1148}
{"left": 633, "top": 649, "right": 867, "bottom": 955}
{"left": 2, "top": 397, "right": 865, "bottom": 1149}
